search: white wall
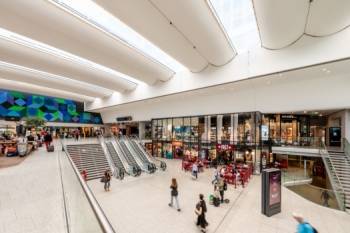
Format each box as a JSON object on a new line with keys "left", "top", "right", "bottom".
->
{"left": 87, "top": 27, "right": 350, "bottom": 111}
{"left": 100, "top": 70, "right": 350, "bottom": 122}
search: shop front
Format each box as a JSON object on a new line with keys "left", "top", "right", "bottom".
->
{"left": 151, "top": 112, "right": 262, "bottom": 172}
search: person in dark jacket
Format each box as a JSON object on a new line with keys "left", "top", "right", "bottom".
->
{"left": 168, "top": 178, "right": 181, "bottom": 211}
{"left": 103, "top": 170, "right": 111, "bottom": 191}
{"left": 44, "top": 132, "right": 53, "bottom": 150}
{"left": 196, "top": 194, "right": 208, "bottom": 232}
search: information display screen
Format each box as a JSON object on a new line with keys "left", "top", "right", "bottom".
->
{"left": 269, "top": 171, "right": 281, "bottom": 206}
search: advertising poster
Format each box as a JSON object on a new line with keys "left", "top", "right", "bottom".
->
{"left": 269, "top": 171, "right": 281, "bottom": 206}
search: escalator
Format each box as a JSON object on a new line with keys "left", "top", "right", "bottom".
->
{"left": 105, "top": 141, "right": 127, "bottom": 177}
{"left": 130, "top": 137, "right": 167, "bottom": 171}
{"left": 117, "top": 140, "right": 142, "bottom": 176}
{"left": 127, "top": 139, "right": 156, "bottom": 173}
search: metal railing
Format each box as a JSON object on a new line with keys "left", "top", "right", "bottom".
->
{"left": 58, "top": 139, "right": 116, "bottom": 233}
{"left": 98, "top": 136, "right": 124, "bottom": 180}
{"left": 343, "top": 138, "right": 350, "bottom": 162}
{"left": 130, "top": 135, "right": 167, "bottom": 171}
{"left": 319, "top": 140, "right": 346, "bottom": 211}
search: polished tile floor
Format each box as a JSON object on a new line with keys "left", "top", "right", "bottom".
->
{"left": 1, "top": 146, "right": 349, "bottom": 233}
{"left": 89, "top": 160, "right": 350, "bottom": 233}
{"left": 0, "top": 144, "right": 65, "bottom": 233}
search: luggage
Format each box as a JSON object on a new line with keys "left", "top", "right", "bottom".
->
{"left": 213, "top": 197, "right": 220, "bottom": 207}
{"left": 47, "top": 145, "right": 54, "bottom": 152}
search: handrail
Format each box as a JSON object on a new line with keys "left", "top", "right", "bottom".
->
{"left": 319, "top": 140, "right": 346, "bottom": 211}
{"left": 343, "top": 138, "right": 350, "bottom": 162}
{"left": 130, "top": 135, "right": 166, "bottom": 170}
{"left": 98, "top": 136, "right": 123, "bottom": 180}
{"left": 59, "top": 139, "right": 116, "bottom": 233}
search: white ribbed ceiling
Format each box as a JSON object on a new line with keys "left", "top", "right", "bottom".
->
{"left": 94, "top": 0, "right": 235, "bottom": 71}
{"left": 0, "top": 0, "right": 174, "bottom": 85}
{"left": 253, "top": 0, "right": 350, "bottom": 49}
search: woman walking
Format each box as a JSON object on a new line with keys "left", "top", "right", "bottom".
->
{"left": 196, "top": 194, "right": 208, "bottom": 232}
{"left": 168, "top": 178, "right": 181, "bottom": 212}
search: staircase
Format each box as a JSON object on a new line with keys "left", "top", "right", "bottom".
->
{"left": 105, "top": 141, "right": 127, "bottom": 175}
{"left": 328, "top": 150, "right": 350, "bottom": 210}
{"left": 66, "top": 144, "right": 110, "bottom": 181}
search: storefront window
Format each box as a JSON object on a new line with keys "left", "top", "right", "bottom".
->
{"left": 221, "top": 115, "right": 231, "bottom": 142}
{"left": 191, "top": 117, "right": 199, "bottom": 142}
{"left": 199, "top": 116, "right": 208, "bottom": 143}
{"left": 183, "top": 117, "right": 191, "bottom": 142}
{"left": 237, "top": 113, "right": 254, "bottom": 144}
{"left": 172, "top": 118, "right": 183, "bottom": 141}
{"left": 210, "top": 116, "right": 217, "bottom": 143}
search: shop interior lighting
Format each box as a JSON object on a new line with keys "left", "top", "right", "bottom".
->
{"left": 209, "top": 0, "right": 260, "bottom": 53}
{"left": 0, "top": 27, "right": 142, "bottom": 85}
{"left": 50, "top": 0, "right": 185, "bottom": 73}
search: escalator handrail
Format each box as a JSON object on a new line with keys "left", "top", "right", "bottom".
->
{"left": 105, "top": 141, "right": 128, "bottom": 177}
{"left": 59, "top": 139, "right": 116, "bottom": 233}
{"left": 130, "top": 136, "right": 166, "bottom": 168}
{"left": 114, "top": 137, "right": 141, "bottom": 176}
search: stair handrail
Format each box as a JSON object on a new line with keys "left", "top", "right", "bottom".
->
{"left": 343, "top": 138, "right": 350, "bottom": 163}
{"left": 98, "top": 136, "right": 124, "bottom": 180}
{"left": 113, "top": 136, "right": 141, "bottom": 176}
{"left": 320, "top": 140, "right": 346, "bottom": 211}
{"left": 59, "top": 139, "right": 116, "bottom": 233}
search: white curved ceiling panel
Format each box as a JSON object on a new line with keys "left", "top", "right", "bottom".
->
{"left": 0, "top": 78, "right": 94, "bottom": 102}
{"left": 0, "top": 0, "right": 173, "bottom": 84}
{"left": 0, "top": 63, "right": 110, "bottom": 98}
{"left": 93, "top": 0, "right": 208, "bottom": 72}
{"left": 0, "top": 38, "right": 136, "bottom": 92}
{"left": 306, "top": 0, "right": 350, "bottom": 36}
{"left": 253, "top": 0, "right": 309, "bottom": 49}
{"left": 148, "top": 0, "right": 235, "bottom": 66}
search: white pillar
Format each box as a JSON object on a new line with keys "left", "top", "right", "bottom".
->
{"left": 217, "top": 115, "right": 223, "bottom": 143}
{"left": 233, "top": 114, "right": 238, "bottom": 142}
{"left": 139, "top": 122, "right": 145, "bottom": 139}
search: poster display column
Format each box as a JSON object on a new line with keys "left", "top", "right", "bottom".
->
{"left": 261, "top": 168, "right": 281, "bottom": 217}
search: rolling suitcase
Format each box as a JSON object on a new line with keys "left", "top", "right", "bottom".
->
{"left": 47, "top": 145, "right": 54, "bottom": 152}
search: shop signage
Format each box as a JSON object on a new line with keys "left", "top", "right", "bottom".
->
{"left": 281, "top": 114, "right": 297, "bottom": 119}
{"left": 172, "top": 141, "right": 183, "bottom": 146}
{"left": 116, "top": 116, "right": 132, "bottom": 122}
{"left": 216, "top": 144, "right": 234, "bottom": 151}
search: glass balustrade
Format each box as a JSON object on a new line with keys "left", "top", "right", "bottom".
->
{"left": 58, "top": 140, "right": 116, "bottom": 233}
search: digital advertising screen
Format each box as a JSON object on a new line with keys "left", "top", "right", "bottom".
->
{"left": 269, "top": 171, "right": 281, "bottom": 206}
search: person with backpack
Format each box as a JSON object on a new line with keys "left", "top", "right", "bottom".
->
{"left": 195, "top": 194, "right": 208, "bottom": 233}
{"left": 168, "top": 178, "right": 181, "bottom": 212}
{"left": 217, "top": 176, "right": 226, "bottom": 203}
{"left": 293, "top": 213, "right": 317, "bottom": 233}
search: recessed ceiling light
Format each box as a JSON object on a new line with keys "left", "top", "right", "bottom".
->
{"left": 278, "top": 73, "right": 283, "bottom": 77}
{"left": 266, "top": 80, "right": 271, "bottom": 85}
{"left": 322, "top": 68, "right": 327, "bottom": 72}
{"left": 326, "top": 70, "right": 331, "bottom": 74}
{"left": 303, "top": 111, "right": 307, "bottom": 114}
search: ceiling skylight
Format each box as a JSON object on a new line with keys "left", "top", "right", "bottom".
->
{"left": 0, "top": 27, "right": 141, "bottom": 85}
{"left": 51, "top": 0, "right": 185, "bottom": 73}
{"left": 209, "top": 0, "right": 260, "bottom": 53}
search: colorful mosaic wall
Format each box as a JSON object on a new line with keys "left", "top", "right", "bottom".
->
{"left": 0, "top": 90, "right": 103, "bottom": 124}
